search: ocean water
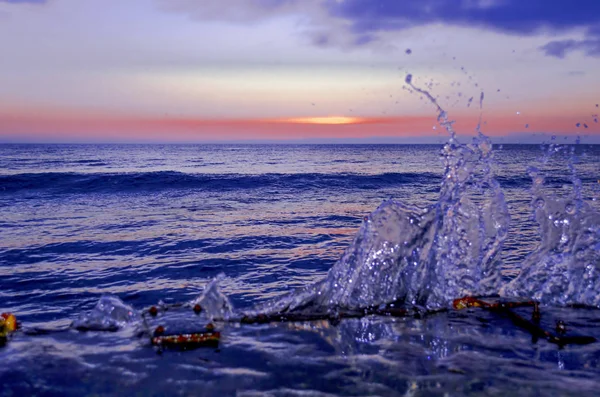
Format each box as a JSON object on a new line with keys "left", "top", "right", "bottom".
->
{"left": 1, "top": 142, "right": 600, "bottom": 396}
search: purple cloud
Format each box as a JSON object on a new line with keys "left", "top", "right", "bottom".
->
{"left": 159, "top": 0, "right": 600, "bottom": 57}
{"left": 540, "top": 39, "right": 582, "bottom": 58}
{"left": 353, "top": 33, "right": 376, "bottom": 46}
{"left": 325, "top": 0, "right": 600, "bottom": 35}
{"left": 541, "top": 38, "right": 600, "bottom": 58}
{"left": 323, "top": 0, "right": 600, "bottom": 57}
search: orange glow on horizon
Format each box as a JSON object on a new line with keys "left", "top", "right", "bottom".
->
{"left": 0, "top": 103, "right": 598, "bottom": 142}
{"left": 282, "top": 116, "right": 364, "bottom": 125}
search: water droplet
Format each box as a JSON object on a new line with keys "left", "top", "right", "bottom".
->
{"left": 405, "top": 48, "right": 412, "bottom": 54}
{"left": 535, "top": 198, "right": 545, "bottom": 209}
{"left": 516, "top": 111, "right": 520, "bottom": 115}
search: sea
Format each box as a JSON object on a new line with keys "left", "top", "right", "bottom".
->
{"left": 1, "top": 142, "right": 600, "bottom": 396}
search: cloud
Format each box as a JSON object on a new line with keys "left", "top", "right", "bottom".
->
{"left": 155, "top": 0, "right": 369, "bottom": 48}
{"left": 540, "top": 39, "right": 581, "bottom": 58}
{"left": 325, "top": 0, "right": 600, "bottom": 35}
{"left": 156, "top": 0, "right": 308, "bottom": 23}
{"left": 323, "top": 0, "right": 600, "bottom": 58}
{"left": 157, "top": 0, "right": 600, "bottom": 57}
{"left": 540, "top": 38, "right": 600, "bottom": 58}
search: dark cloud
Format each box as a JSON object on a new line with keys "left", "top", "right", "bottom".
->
{"left": 324, "top": 0, "right": 600, "bottom": 57}
{"left": 353, "top": 33, "right": 376, "bottom": 46}
{"left": 158, "top": 0, "right": 600, "bottom": 56}
{"left": 541, "top": 38, "right": 600, "bottom": 58}
{"left": 325, "top": 0, "right": 600, "bottom": 35}
{"left": 311, "top": 32, "right": 330, "bottom": 47}
{"left": 540, "top": 39, "right": 581, "bottom": 58}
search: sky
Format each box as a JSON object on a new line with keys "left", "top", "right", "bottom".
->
{"left": 0, "top": 0, "right": 599, "bottom": 143}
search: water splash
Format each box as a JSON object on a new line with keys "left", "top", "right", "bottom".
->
{"left": 131, "top": 76, "right": 596, "bottom": 318}
{"left": 72, "top": 295, "right": 140, "bottom": 331}
{"left": 189, "top": 273, "right": 234, "bottom": 320}
{"left": 501, "top": 144, "right": 600, "bottom": 306}
{"left": 241, "top": 74, "right": 509, "bottom": 314}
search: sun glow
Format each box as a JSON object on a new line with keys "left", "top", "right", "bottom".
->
{"left": 283, "top": 116, "right": 364, "bottom": 125}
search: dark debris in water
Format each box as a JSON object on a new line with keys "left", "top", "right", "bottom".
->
{"left": 452, "top": 297, "right": 597, "bottom": 347}
{"left": 3, "top": 299, "right": 596, "bottom": 352}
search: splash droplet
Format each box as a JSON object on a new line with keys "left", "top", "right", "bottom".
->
{"left": 405, "top": 74, "right": 413, "bottom": 84}
{"left": 72, "top": 295, "right": 140, "bottom": 331}
{"left": 535, "top": 198, "right": 546, "bottom": 209}
{"left": 525, "top": 124, "right": 529, "bottom": 128}
{"left": 576, "top": 123, "right": 581, "bottom": 127}
{"left": 405, "top": 48, "right": 412, "bottom": 55}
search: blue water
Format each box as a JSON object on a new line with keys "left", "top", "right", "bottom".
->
{"left": 2, "top": 143, "right": 600, "bottom": 396}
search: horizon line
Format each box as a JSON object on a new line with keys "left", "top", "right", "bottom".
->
{"left": 1, "top": 133, "right": 597, "bottom": 145}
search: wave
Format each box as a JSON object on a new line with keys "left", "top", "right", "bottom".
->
{"left": 496, "top": 175, "right": 598, "bottom": 188}
{"left": 0, "top": 171, "right": 441, "bottom": 194}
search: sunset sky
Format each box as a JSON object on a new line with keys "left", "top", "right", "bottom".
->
{"left": 1, "top": 0, "right": 599, "bottom": 143}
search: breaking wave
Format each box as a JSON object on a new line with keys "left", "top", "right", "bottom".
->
{"left": 0, "top": 171, "right": 439, "bottom": 194}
